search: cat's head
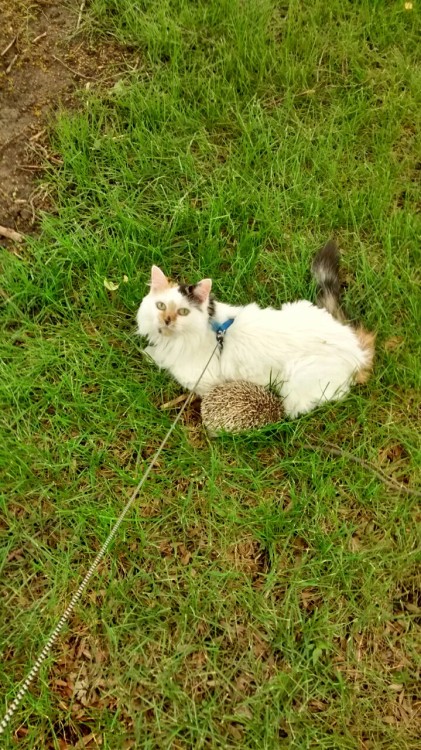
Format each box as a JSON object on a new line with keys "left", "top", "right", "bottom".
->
{"left": 137, "top": 265, "right": 213, "bottom": 343}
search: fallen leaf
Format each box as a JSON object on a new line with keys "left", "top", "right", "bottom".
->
{"left": 349, "top": 535, "right": 362, "bottom": 552}
{"left": 189, "top": 650, "right": 207, "bottom": 667}
{"left": 159, "top": 539, "right": 173, "bottom": 557}
{"left": 402, "top": 602, "right": 421, "bottom": 614}
{"left": 379, "top": 444, "right": 405, "bottom": 464}
{"left": 7, "top": 547, "right": 24, "bottom": 562}
{"left": 235, "top": 704, "right": 253, "bottom": 720}
{"left": 300, "top": 587, "right": 322, "bottom": 611}
{"left": 123, "top": 274, "right": 129, "bottom": 283}
{"left": 227, "top": 724, "right": 243, "bottom": 741}
{"left": 178, "top": 543, "right": 192, "bottom": 565}
{"left": 103, "top": 278, "right": 119, "bottom": 291}
{"left": 54, "top": 678, "right": 69, "bottom": 687}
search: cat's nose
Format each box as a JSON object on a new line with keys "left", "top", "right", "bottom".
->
{"left": 164, "top": 316, "right": 171, "bottom": 325}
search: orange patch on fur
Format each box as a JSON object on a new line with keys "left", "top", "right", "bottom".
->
{"left": 353, "top": 326, "right": 376, "bottom": 384}
{"left": 159, "top": 300, "right": 178, "bottom": 325}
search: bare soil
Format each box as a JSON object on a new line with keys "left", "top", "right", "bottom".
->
{"left": 0, "top": 0, "right": 133, "bottom": 246}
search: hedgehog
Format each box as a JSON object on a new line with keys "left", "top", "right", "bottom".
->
{"left": 200, "top": 380, "right": 284, "bottom": 434}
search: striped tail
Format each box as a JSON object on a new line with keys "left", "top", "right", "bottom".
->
{"left": 311, "top": 239, "right": 375, "bottom": 383}
{"left": 311, "top": 239, "right": 347, "bottom": 323}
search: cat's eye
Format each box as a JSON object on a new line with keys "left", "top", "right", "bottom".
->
{"left": 178, "top": 307, "right": 190, "bottom": 316}
{"left": 156, "top": 301, "right": 166, "bottom": 311}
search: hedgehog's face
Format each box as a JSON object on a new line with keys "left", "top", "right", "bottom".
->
{"left": 136, "top": 265, "right": 212, "bottom": 343}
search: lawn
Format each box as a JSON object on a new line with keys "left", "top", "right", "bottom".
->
{"left": 1, "top": 0, "right": 420, "bottom": 747}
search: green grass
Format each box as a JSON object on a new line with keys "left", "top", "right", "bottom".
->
{"left": 1, "top": 0, "right": 421, "bottom": 747}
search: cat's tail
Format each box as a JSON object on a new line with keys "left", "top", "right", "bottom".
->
{"left": 311, "top": 239, "right": 347, "bottom": 323}
{"left": 311, "top": 239, "right": 375, "bottom": 383}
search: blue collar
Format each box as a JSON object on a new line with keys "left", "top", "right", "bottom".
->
{"left": 210, "top": 318, "right": 235, "bottom": 335}
{"left": 210, "top": 318, "right": 235, "bottom": 347}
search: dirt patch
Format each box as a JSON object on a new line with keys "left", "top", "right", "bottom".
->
{"left": 0, "top": 0, "right": 135, "bottom": 246}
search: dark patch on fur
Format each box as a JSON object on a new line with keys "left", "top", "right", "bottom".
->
{"left": 312, "top": 241, "right": 376, "bottom": 380}
{"left": 312, "top": 240, "right": 341, "bottom": 298}
{"left": 178, "top": 283, "right": 200, "bottom": 306}
{"left": 178, "top": 283, "right": 215, "bottom": 317}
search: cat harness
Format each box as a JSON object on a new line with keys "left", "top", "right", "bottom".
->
{"left": 210, "top": 318, "right": 235, "bottom": 349}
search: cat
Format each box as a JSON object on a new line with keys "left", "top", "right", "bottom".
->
{"left": 136, "top": 241, "right": 375, "bottom": 418}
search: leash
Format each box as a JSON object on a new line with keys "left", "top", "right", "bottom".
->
{"left": 0, "top": 342, "right": 221, "bottom": 737}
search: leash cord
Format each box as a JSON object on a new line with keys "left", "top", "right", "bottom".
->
{"left": 0, "top": 343, "right": 219, "bottom": 737}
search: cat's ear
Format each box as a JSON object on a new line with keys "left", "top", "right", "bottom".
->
{"left": 150, "top": 265, "right": 169, "bottom": 293}
{"left": 193, "top": 278, "right": 212, "bottom": 303}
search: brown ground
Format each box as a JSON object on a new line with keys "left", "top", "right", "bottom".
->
{"left": 0, "top": 0, "right": 133, "bottom": 247}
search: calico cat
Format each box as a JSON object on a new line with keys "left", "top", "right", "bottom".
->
{"left": 136, "top": 241, "right": 375, "bottom": 418}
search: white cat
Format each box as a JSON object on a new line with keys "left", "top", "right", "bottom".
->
{"left": 136, "top": 242, "right": 375, "bottom": 418}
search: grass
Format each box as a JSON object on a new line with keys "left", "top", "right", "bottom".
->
{"left": 1, "top": 0, "right": 420, "bottom": 747}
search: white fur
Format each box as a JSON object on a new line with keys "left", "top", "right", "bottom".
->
{"left": 136, "top": 273, "right": 370, "bottom": 418}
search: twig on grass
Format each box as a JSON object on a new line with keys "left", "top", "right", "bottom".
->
{"left": 32, "top": 32, "right": 47, "bottom": 44}
{"left": 5, "top": 54, "right": 18, "bottom": 74}
{"left": 76, "top": 0, "right": 87, "bottom": 31}
{"left": 29, "top": 129, "right": 46, "bottom": 142}
{"left": 17, "top": 164, "right": 45, "bottom": 171}
{"left": 160, "top": 393, "right": 191, "bottom": 410}
{"left": 52, "top": 54, "right": 92, "bottom": 80}
{"left": 1, "top": 36, "right": 16, "bottom": 57}
{"left": 304, "top": 440, "right": 421, "bottom": 498}
{"left": 0, "top": 225, "right": 24, "bottom": 243}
